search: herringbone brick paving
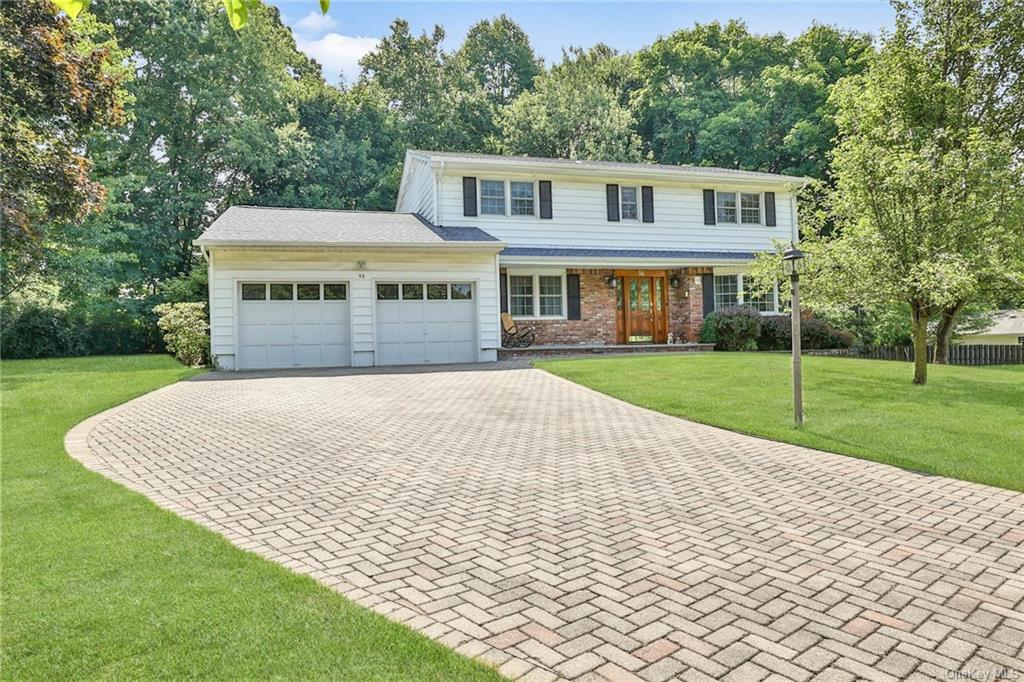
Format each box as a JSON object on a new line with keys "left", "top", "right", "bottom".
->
{"left": 67, "top": 365, "right": 1024, "bottom": 681}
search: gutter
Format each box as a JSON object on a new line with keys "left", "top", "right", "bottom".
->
{"left": 193, "top": 240, "right": 506, "bottom": 252}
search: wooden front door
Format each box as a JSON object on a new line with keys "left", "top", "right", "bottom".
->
{"left": 617, "top": 272, "right": 668, "bottom": 343}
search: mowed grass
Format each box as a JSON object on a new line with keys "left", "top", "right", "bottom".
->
{"left": 537, "top": 353, "right": 1024, "bottom": 492}
{"left": 1, "top": 355, "right": 502, "bottom": 681}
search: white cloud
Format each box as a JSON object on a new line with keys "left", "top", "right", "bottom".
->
{"left": 291, "top": 11, "right": 338, "bottom": 36}
{"left": 296, "top": 33, "right": 379, "bottom": 85}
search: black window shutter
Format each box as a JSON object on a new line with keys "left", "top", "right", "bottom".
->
{"left": 701, "top": 274, "right": 715, "bottom": 315}
{"left": 463, "top": 177, "right": 477, "bottom": 217}
{"left": 641, "top": 185, "right": 654, "bottom": 223}
{"left": 539, "top": 180, "right": 553, "bottom": 219}
{"left": 606, "top": 184, "right": 619, "bottom": 222}
{"left": 703, "top": 189, "right": 716, "bottom": 225}
{"left": 764, "top": 191, "right": 776, "bottom": 226}
{"left": 567, "top": 274, "right": 581, "bottom": 319}
{"left": 499, "top": 272, "right": 508, "bottom": 313}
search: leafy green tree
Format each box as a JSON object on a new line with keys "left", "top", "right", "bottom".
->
{"left": 632, "top": 21, "right": 872, "bottom": 177}
{"left": 499, "top": 45, "right": 643, "bottom": 161}
{"left": 359, "top": 20, "right": 492, "bottom": 153}
{"left": 775, "top": 0, "right": 1024, "bottom": 384}
{"left": 457, "top": 15, "right": 540, "bottom": 108}
{"left": 0, "top": 1, "right": 130, "bottom": 299}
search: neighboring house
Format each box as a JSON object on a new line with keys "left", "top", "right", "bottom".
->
{"left": 958, "top": 310, "right": 1024, "bottom": 345}
{"left": 196, "top": 150, "right": 807, "bottom": 370}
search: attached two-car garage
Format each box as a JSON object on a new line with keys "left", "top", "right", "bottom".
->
{"left": 233, "top": 278, "right": 483, "bottom": 370}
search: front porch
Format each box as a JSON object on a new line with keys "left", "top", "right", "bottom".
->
{"left": 498, "top": 341, "right": 713, "bottom": 359}
{"left": 500, "top": 266, "right": 712, "bottom": 348}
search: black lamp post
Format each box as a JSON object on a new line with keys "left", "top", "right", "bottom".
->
{"left": 781, "top": 245, "right": 807, "bottom": 426}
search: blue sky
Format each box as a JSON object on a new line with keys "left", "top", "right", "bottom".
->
{"left": 270, "top": 1, "right": 896, "bottom": 84}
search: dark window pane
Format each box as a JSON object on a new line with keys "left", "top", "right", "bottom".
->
{"left": 297, "top": 284, "right": 320, "bottom": 300}
{"left": 451, "top": 283, "right": 473, "bottom": 300}
{"left": 270, "top": 283, "right": 293, "bottom": 300}
{"left": 324, "top": 283, "right": 346, "bottom": 300}
{"left": 427, "top": 283, "right": 448, "bottom": 300}
{"left": 376, "top": 283, "right": 399, "bottom": 300}
{"left": 402, "top": 283, "right": 424, "bottom": 300}
{"left": 241, "top": 283, "right": 265, "bottom": 300}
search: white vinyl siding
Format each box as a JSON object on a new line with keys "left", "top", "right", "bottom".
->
{"left": 207, "top": 249, "right": 500, "bottom": 369}
{"left": 438, "top": 174, "right": 794, "bottom": 253}
{"left": 394, "top": 152, "right": 437, "bottom": 222}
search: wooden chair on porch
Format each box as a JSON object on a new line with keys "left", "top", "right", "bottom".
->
{"left": 501, "top": 312, "right": 536, "bottom": 349}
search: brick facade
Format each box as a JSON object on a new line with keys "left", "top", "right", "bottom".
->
{"left": 502, "top": 267, "right": 711, "bottom": 345}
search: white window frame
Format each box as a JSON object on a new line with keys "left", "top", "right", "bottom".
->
{"left": 506, "top": 269, "right": 567, "bottom": 320}
{"left": 716, "top": 190, "right": 738, "bottom": 224}
{"left": 479, "top": 179, "right": 507, "bottom": 216}
{"left": 713, "top": 272, "right": 779, "bottom": 315}
{"left": 509, "top": 180, "right": 537, "bottom": 217}
{"left": 620, "top": 186, "right": 639, "bottom": 221}
{"left": 740, "top": 192, "right": 762, "bottom": 225}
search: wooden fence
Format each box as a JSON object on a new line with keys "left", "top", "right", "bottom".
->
{"left": 806, "top": 344, "right": 1024, "bottom": 366}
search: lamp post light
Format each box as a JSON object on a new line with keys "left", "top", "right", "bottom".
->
{"left": 781, "top": 245, "right": 807, "bottom": 426}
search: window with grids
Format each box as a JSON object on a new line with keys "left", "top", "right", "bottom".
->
{"left": 742, "top": 277, "right": 776, "bottom": 312}
{"left": 510, "top": 181, "right": 535, "bottom": 216}
{"left": 509, "top": 276, "right": 534, "bottom": 316}
{"left": 620, "top": 186, "right": 638, "bottom": 220}
{"left": 716, "top": 192, "right": 737, "bottom": 223}
{"left": 740, "top": 193, "right": 761, "bottom": 224}
{"left": 538, "top": 276, "right": 563, "bottom": 316}
{"left": 713, "top": 275, "right": 739, "bottom": 309}
{"left": 480, "top": 180, "right": 505, "bottom": 215}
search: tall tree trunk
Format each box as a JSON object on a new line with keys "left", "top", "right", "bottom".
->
{"left": 910, "top": 301, "right": 930, "bottom": 385}
{"left": 933, "top": 301, "right": 965, "bottom": 365}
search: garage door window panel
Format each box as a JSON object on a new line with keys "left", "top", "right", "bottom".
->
{"left": 270, "top": 283, "right": 294, "bottom": 300}
{"left": 241, "top": 283, "right": 266, "bottom": 300}
{"left": 324, "top": 283, "right": 346, "bottom": 300}
{"left": 402, "top": 283, "right": 424, "bottom": 300}
{"left": 427, "top": 283, "right": 448, "bottom": 300}
{"left": 377, "top": 283, "right": 399, "bottom": 300}
{"left": 451, "top": 283, "right": 473, "bottom": 300}
{"left": 297, "top": 284, "right": 320, "bottom": 300}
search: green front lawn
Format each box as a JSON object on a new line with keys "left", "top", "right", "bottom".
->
{"left": 538, "top": 353, "right": 1024, "bottom": 492}
{"left": 1, "top": 356, "right": 501, "bottom": 681}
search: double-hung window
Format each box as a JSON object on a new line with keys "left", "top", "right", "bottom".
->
{"left": 620, "top": 186, "right": 638, "bottom": 220}
{"left": 716, "top": 192, "right": 737, "bottom": 223}
{"left": 507, "top": 271, "right": 565, "bottom": 318}
{"left": 480, "top": 180, "right": 506, "bottom": 215}
{"left": 713, "top": 273, "right": 778, "bottom": 313}
{"left": 510, "top": 181, "right": 535, "bottom": 216}
{"left": 740, "top": 193, "right": 761, "bottom": 224}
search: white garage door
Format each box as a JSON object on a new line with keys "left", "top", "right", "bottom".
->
{"left": 375, "top": 282, "right": 477, "bottom": 366}
{"left": 237, "top": 282, "right": 350, "bottom": 369}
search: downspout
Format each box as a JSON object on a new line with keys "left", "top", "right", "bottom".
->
{"left": 434, "top": 160, "right": 445, "bottom": 225}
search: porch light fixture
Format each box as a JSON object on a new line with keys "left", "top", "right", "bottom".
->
{"left": 781, "top": 245, "right": 806, "bottom": 426}
{"left": 605, "top": 275, "right": 618, "bottom": 289}
{"left": 669, "top": 274, "right": 681, "bottom": 288}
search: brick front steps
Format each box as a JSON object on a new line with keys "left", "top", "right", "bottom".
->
{"left": 498, "top": 342, "right": 713, "bottom": 359}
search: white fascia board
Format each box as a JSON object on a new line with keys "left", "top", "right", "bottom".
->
{"left": 428, "top": 156, "right": 808, "bottom": 189}
{"left": 498, "top": 255, "right": 754, "bottom": 269}
{"left": 196, "top": 241, "right": 505, "bottom": 252}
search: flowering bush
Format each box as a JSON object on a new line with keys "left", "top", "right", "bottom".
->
{"left": 153, "top": 302, "right": 209, "bottom": 367}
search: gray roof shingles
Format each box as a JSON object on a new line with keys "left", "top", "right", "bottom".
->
{"left": 196, "top": 206, "right": 500, "bottom": 245}
{"left": 410, "top": 149, "right": 808, "bottom": 184}
{"left": 500, "top": 246, "right": 755, "bottom": 260}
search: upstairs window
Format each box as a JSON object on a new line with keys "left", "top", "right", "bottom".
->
{"left": 480, "top": 180, "right": 505, "bottom": 215}
{"left": 510, "top": 181, "right": 535, "bottom": 216}
{"left": 620, "top": 186, "right": 638, "bottom": 220}
{"left": 740, "top": 193, "right": 761, "bottom": 224}
{"left": 716, "top": 192, "right": 737, "bottom": 224}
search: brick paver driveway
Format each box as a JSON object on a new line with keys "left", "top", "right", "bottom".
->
{"left": 68, "top": 365, "right": 1024, "bottom": 681}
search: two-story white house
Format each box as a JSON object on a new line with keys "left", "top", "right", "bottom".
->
{"left": 196, "top": 150, "right": 807, "bottom": 370}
